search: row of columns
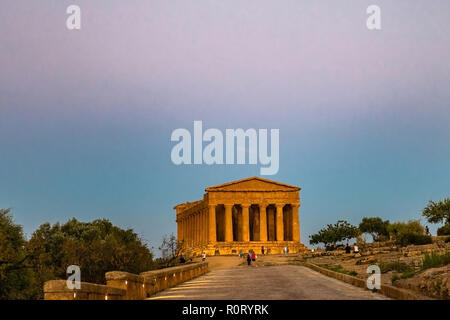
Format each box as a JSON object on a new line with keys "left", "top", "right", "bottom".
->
{"left": 178, "top": 208, "right": 209, "bottom": 246}
{"left": 178, "top": 203, "right": 300, "bottom": 246}
{"left": 209, "top": 203, "right": 300, "bottom": 243}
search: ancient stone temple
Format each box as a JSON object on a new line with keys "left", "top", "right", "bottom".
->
{"left": 174, "top": 177, "right": 308, "bottom": 255}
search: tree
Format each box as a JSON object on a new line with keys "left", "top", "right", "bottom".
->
{"left": 358, "top": 217, "right": 389, "bottom": 241}
{"left": 387, "top": 220, "right": 431, "bottom": 246}
{"left": 422, "top": 198, "right": 450, "bottom": 226}
{"left": 309, "top": 220, "right": 359, "bottom": 249}
{"left": 27, "top": 218, "right": 155, "bottom": 298}
{"left": 0, "top": 209, "right": 36, "bottom": 299}
{"left": 158, "top": 234, "right": 184, "bottom": 268}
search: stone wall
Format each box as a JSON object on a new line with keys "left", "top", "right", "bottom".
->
{"left": 44, "top": 262, "right": 208, "bottom": 300}
{"left": 44, "top": 280, "right": 126, "bottom": 300}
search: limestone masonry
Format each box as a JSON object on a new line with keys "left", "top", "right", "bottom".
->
{"left": 175, "top": 177, "right": 308, "bottom": 255}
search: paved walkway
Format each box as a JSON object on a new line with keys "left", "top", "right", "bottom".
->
{"left": 148, "top": 265, "right": 389, "bottom": 300}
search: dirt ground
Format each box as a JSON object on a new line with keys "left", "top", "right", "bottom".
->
{"left": 304, "top": 241, "right": 450, "bottom": 299}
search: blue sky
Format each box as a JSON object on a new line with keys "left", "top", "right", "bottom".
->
{"left": 0, "top": 1, "right": 449, "bottom": 251}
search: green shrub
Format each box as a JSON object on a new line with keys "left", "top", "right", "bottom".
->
{"left": 379, "top": 260, "right": 413, "bottom": 274}
{"left": 388, "top": 220, "right": 432, "bottom": 246}
{"left": 391, "top": 274, "right": 400, "bottom": 282}
{"left": 445, "top": 236, "right": 450, "bottom": 243}
{"left": 388, "top": 220, "right": 424, "bottom": 238}
{"left": 397, "top": 233, "right": 432, "bottom": 246}
{"left": 391, "top": 269, "right": 416, "bottom": 282}
{"left": 323, "top": 264, "right": 357, "bottom": 276}
{"left": 421, "top": 251, "right": 450, "bottom": 270}
{"left": 437, "top": 224, "right": 450, "bottom": 236}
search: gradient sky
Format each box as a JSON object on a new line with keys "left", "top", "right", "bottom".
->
{"left": 1, "top": 1, "right": 449, "bottom": 251}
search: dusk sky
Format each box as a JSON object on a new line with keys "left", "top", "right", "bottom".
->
{"left": 1, "top": 1, "right": 449, "bottom": 251}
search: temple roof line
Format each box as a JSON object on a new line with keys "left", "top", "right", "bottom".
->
{"left": 205, "top": 176, "right": 300, "bottom": 192}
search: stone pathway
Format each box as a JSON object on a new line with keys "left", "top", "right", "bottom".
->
{"left": 148, "top": 265, "right": 389, "bottom": 300}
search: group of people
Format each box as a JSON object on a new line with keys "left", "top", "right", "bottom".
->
{"left": 178, "top": 252, "right": 206, "bottom": 264}
{"left": 240, "top": 250, "right": 257, "bottom": 265}
{"left": 345, "top": 241, "right": 359, "bottom": 254}
{"left": 181, "top": 245, "right": 294, "bottom": 266}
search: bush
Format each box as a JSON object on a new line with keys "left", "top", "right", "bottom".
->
{"left": 437, "top": 224, "right": 450, "bottom": 236}
{"left": 391, "top": 269, "right": 416, "bottom": 282}
{"left": 421, "top": 251, "right": 450, "bottom": 270}
{"left": 323, "top": 264, "right": 357, "bottom": 276}
{"left": 445, "top": 236, "right": 450, "bottom": 243}
{"left": 388, "top": 220, "right": 424, "bottom": 239}
{"left": 397, "top": 233, "right": 432, "bottom": 246}
{"left": 379, "top": 260, "right": 413, "bottom": 274}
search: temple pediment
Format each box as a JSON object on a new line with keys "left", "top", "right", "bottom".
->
{"left": 205, "top": 177, "right": 300, "bottom": 192}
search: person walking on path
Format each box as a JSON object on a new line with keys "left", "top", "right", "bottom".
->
{"left": 251, "top": 251, "right": 256, "bottom": 262}
{"left": 247, "top": 251, "right": 252, "bottom": 266}
{"left": 261, "top": 246, "right": 265, "bottom": 255}
{"left": 201, "top": 252, "right": 206, "bottom": 261}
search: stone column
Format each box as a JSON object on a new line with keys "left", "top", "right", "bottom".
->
{"left": 196, "top": 212, "right": 200, "bottom": 245}
{"left": 177, "top": 218, "right": 181, "bottom": 241}
{"left": 200, "top": 210, "right": 204, "bottom": 245}
{"left": 188, "top": 216, "right": 192, "bottom": 246}
{"left": 208, "top": 204, "right": 216, "bottom": 244}
{"left": 185, "top": 217, "right": 189, "bottom": 245}
{"left": 259, "top": 204, "right": 268, "bottom": 242}
{"left": 194, "top": 213, "right": 197, "bottom": 245}
{"left": 224, "top": 204, "right": 233, "bottom": 242}
{"left": 198, "top": 212, "right": 202, "bottom": 245}
{"left": 203, "top": 209, "right": 207, "bottom": 244}
{"left": 192, "top": 215, "right": 195, "bottom": 245}
{"left": 241, "top": 204, "right": 250, "bottom": 242}
{"left": 292, "top": 204, "right": 300, "bottom": 242}
{"left": 276, "top": 204, "right": 284, "bottom": 242}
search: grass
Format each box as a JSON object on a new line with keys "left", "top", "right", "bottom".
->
{"left": 421, "top": 251, "right": 450, "bottom": 270}
{"left": 323, "top": 264, "right": 358, "bottom": 276}
{"left": 391, "top": 251, "right": 450, "bottom": 283}
{"left": 378, "top": 260, "right": 413, "bottom": 274}
{"left": 391, "top": 270, "right": 415, "bottom": 282}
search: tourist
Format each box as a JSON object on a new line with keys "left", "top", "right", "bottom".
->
{"left": 261, "top": 246, "right": 265, "bottom": 255}
{"left": 179, "top": 254, "right": 186, "bottom": 264}
{"left": 353, "top": 244, "right": 359, "bottom": 254}
{"left": 283, "top": 246, "right": 288, "bottom": 256}
{"left": 425, "top": 226, "right": 430, "bottom": 236}
{"left": 345, "top": 243, "right": 351, "bottom": 254}
{"left": 251, "top": 251, "right": 256, "bottom": 262}
{"left": 345, "top": 240, "right": 351, "bottom": 254}
{"left": 247, "top": 251, "right": 252, "bottom": 266}
{"left": 202, "top": 252, "right": 206, "bottom": 261}
{"left": 239, "top": 249, "right": 244, "bottom": 258}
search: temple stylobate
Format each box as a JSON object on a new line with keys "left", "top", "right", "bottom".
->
{"left": 174, "top": 177, "right": 308, "bottom": 255}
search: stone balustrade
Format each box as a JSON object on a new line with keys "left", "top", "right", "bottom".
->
{"left": 44, "top": 262, "right": 208, "bottom": 300}
{"left": 44, "top": 280, "right": 126, "bottom": 300}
